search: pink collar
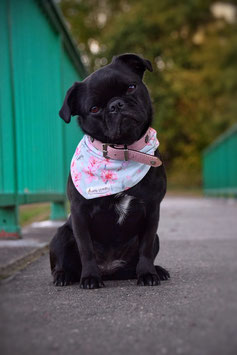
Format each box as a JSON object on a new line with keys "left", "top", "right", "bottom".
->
{"left": 89, "top": 127, "right": 162, "bottom": 167}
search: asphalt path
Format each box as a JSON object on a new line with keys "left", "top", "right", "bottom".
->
{"left": 1, "top": 197, "right": 237, "bottom": 355}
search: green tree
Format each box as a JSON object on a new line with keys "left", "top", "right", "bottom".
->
{"left": 59, "top": 0, "right": 237, "bottom": 187}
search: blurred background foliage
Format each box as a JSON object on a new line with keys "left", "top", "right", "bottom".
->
{"left": 59, "top": 0, "right": 237, "bottom": 188}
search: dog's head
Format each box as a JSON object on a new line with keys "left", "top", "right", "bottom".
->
{"left": 59, "top": 53, "right": 153, "bottom": 145}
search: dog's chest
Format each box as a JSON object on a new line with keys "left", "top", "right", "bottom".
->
{"left": 90, "top": 193, "right": 145, "bottom": 240}
{"left": 91, "top": 193, "right": 145, "bottom": 275}
{"left": 114, "top": 193, "right": 135, "bottom": 225}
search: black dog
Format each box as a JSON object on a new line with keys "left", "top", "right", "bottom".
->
{"left": 49, "top": 53, "right": 169, "bottom": 288}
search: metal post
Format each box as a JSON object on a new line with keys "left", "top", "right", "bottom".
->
{"left": 50, "top": 201, "right": 67, "bottom": 220}
{"left": 0, "top": 205, "right": 21, "bottom": 238}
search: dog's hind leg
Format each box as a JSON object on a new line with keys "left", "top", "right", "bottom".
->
{"left": 154, "top": 234, "right": 170, "bottom": 281}
{"left": 49, "top": 219, "right": 81, "bottom": 286}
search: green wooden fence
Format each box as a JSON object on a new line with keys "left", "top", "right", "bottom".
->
{"left": 0, "top": 0, "right": 87, "bottom": 237}
{"left": 202, "top": 124, "right": 237, "bottom": 197}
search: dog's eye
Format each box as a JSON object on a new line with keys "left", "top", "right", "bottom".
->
{"left": 90, "top": 106, "right": 100, "bottom": 113}
{"left": 127, "top": 84, "right": 136, "bottom": 93}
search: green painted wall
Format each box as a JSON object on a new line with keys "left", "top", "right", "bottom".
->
{"left": 203, "top": 124, "right": 237, "bottom": 197}
{"left": 0, "top": 0, "right": 86, "bottom": 235}
{"left": 0, "top": 0, "right": 16, "bottom": 197}
{"left": 0, "top": 0, "right": 84, "bottom": 206}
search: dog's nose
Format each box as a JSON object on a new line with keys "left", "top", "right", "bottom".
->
{"left": 109, "top": 99, "right": 125, "bottom": 113}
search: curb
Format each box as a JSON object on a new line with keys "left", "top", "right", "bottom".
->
{"left": 0, "top": 244, "right": 49, "bottom": 281}
{"left": 0, "top": 220, "right": 64, "bottom": 282}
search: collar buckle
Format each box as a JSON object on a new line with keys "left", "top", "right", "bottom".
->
{"left": 123, "top": 145, "right": 128, "bottom": 161}
{"left": 103, "top": 143, "right": 129, "bottom": 161}
{"left": 102, "top": 143, "right": 109, "bottom": 158}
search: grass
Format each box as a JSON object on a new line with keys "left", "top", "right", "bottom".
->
{"left": 166, "top": 187, "right": 203, "bottom": 197}
{"left": 19, "top": 203, "right": 50, "bottom": 227}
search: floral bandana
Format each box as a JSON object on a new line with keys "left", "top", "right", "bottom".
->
{"left": 70, "top": 127, "right": 159, "bottom": 199}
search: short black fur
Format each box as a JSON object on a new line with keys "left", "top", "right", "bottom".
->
{"left": 50, "top": 54, "right": 170, "bottom": 288}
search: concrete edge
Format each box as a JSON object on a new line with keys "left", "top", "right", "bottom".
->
{"left": 0, "top": 244, "right": 49, "bottom": 281}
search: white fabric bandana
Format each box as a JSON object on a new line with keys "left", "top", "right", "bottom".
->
{"left": 71, "top": 127, "right": 159, "bottom": 199}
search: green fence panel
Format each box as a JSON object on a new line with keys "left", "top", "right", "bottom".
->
{"left": 0, "top": 0, "right": 17, "bottom": 201}
{"left": 10, "top": 0, "right": 64, "bottom": 198}
{"left": 0, "top": 0, "right": 86, "bottom": 237}
{"left": 202, "top": 124, "right": 237, "bottom": 197}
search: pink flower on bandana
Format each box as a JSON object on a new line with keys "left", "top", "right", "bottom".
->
{"left": 83, "top": 167, "right": 97, "bottom": 183}
{"left": 89, "top": 156, "right": 101, "bottom": 169}
{"left": 101, "top": 169, "right": 118, "bottom": 183}
{"left": 75, "top": 145, "right": 81, "bottom": 156}
{"left": 73, "top": 172, "right": 82, "bottom": 183}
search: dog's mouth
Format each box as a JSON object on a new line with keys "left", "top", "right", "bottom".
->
{"left": 105, "top": 113, "right": 142, "bottom": 144}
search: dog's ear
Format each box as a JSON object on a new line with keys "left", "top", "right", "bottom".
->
{"left": 59, "top": 82, "right": 83, "bottom": 123}
{"left": 112, "top": 53, "right": 153, "bottom": 78}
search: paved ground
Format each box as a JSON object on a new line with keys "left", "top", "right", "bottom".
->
{"left": 0, "top": 220, "right": 63, "bottom": 268}
{"left": 0, "top": 197, "right": 237, "bottom": 355}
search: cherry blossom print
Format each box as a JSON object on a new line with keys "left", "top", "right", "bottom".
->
{"left": 102, "top": 158, "right": 112, "bottom": 165}
{"left": 73, "top": 172, "right": 82, "bottom": 183}
{"left": 70, "top": 130, "right": 159, "bottom": 199}
{"left": 88, "top": 156, "right": 103, "bottom": 171}
{"left": 83, "top": 167, "right": 97, "bottom": 183}
{"left": 101, "top": 169, "right": 118, "bottom": 183}
{"left": 75, "top": 145, "right": 82, "bottom": 156}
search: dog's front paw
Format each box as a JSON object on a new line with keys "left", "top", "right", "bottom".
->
{"left": 53, "top": 270, "right": 75, "bottom": 286}
{"left": 80, "top": 276, "right": 105, "bottom": 289}
{"left": 137, "top": 273, "right": 160, "bottom": 286}
{"left": 155, "top": 265, "right": 170, "bottom": 280}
